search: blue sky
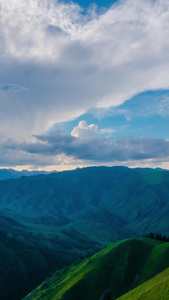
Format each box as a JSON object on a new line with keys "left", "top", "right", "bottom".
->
{"left": 1, "top": 0, "right": 169, "bottom": 170}
{"left": 64, "top": 0, "right": 117, "bottom": 9}
{"left": 50, "top": 89, "right": 169, "bottom": 140}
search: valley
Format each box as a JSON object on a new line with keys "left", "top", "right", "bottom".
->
{"left": 0, "top": 166, "right": 169, "bottom": 299}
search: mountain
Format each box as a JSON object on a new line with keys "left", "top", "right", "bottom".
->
{"left": 0, "top": 168, "right": 54, "bottom": 180}
{"left": 1, "top": 166, "right": 169, "bottom": 299}
{"left": 0, "top": 166, "right": 169, "bottom": 238}
{"left": 0, "top": 167, "right": 141, "bottom": 249}
{"left": 23, "top": 238, "right": 169, "bottom": 300}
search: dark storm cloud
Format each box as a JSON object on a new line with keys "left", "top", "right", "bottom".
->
{"left": 4, "top": 133, "right": 169, "bottom": 163}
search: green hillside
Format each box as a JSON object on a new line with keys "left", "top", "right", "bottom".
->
{"left": 23, "top": 238, "right": 169, "bottom": 300}
{"left": 117, "top": 267, "right": 169, "bottom": 300}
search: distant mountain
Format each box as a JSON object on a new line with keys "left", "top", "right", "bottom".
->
{"left": 23, "top": 238, "right": 169, "bottom": 300}
{"left": 0, "top": 168, "right": 55, "bottom": 180}
{"left": 0, "top": 166, "right": 142, "bottom": 248}
{"left": 0, "top": 166, "right": 169, "bottom": 238}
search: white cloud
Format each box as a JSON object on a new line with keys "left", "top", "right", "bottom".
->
{"left": 100, "top": 128, "right": 116, "bottom": 134}
{"left": 71, "top": 120, "right": 99, "bottom": 139}
{"left": 0, "top": 0, "right": 83, "bottom": 60}
{"left": 71, "top": 121, "right": 115, "bottom": 139}
{"left": 1, "top": 0, "right": 169, "bottom": 162}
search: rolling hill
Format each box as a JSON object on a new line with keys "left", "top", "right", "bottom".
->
{"left": 23, "top": 238, "right": 169, "bottom": 300}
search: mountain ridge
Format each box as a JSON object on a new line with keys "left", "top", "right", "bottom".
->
{"left": 0, "top": 168, "right": 56, "bottom": 180}
{"left": 0, "top": 166, "right": 169, "bottom": 237}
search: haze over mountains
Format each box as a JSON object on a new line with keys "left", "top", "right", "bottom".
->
{"left": 0, "top": 169, "right": 54, "bottom": 181}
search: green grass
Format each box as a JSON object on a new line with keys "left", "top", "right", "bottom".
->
{"left": 117, "top": 267, "right": 169, "bottom": 300}
{"left": 23, "top": 238, "right": 169, "bottom": 300}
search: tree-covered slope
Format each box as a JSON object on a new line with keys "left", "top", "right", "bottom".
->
{"left": 0, "top": 229, "right": 59, "bottom": 300}
{"left": 23, "top": 238, "right": 169, "bottom": 300}
{"left": 0, "top": 213, "right": 100, "bottom": 300}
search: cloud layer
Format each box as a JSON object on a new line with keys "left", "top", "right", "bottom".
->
{"left": 3, "top": 121, "right": 169, "bottom": 165}
{"left": 1, "top": 0, "right": 169, "bottom": 168}
{"left": 1, "top": 0, "right": 169, "bottom": 141}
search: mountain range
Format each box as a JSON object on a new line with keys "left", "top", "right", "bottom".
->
{"left": 0, "top": 168, "right": 54, "bottom": 180}
{"left": 0, "top": 166, "right": 169, "bottom": 299}
{"left": 1, "top": 166, "right": 169, "bottom": 238}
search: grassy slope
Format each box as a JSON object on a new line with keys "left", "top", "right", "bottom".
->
{"left": 117, "top": 268, "right": 169, "bottom": 300}
{"left": 23, "top": 238, "right": 169, "bottom": 300}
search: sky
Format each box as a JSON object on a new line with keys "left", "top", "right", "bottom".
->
{"left": 1, "top": 0, "right": 169, "bottom": 171}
